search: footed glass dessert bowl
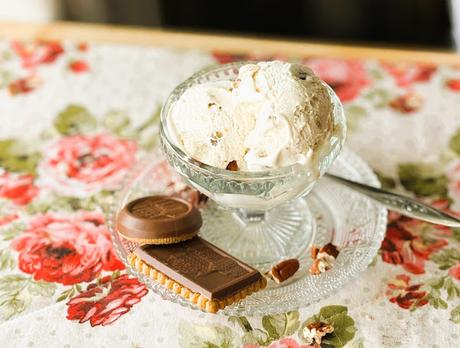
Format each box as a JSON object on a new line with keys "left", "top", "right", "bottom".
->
{"left": 159, "top": 62, "right": 347, "bottom": 268}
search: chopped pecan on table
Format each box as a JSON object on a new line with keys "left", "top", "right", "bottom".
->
{"left": 309, "top": 242, "right": 340, "bottom": 275}
{"left": 302, "top": 321, "right": 334, "bottom": 346}
{"left": 268, "top": 258, "right": 300, "bottom": 283}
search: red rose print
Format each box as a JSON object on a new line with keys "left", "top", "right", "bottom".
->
{"left": 381, "top": 62, "right": 436, "bottom": 87}
{"left": 446, "top": 78, "right": 460, "bottom": 91}
{"left": 381, "top": 208, "right": 449, "bottom": 274}
{"left": 68, "top": 60, "right": 90, "bottom": 73}
{"left": 38, "top": 133, "right": 136, "bottom": 197}
{"left": 8, "top": 75, "right": 42, "bottom": 96}
{"left": 212, "top": 52, "right": 247, "bottom": 64}
{"left": 151, "top": 158, "right": 206, "bottom": 207}
{"left": 246, "top": 53, "right": 289, "bottom": 62}
{"left": 268, "top": 338, "right": 314, "bottom": 348}
{"left": 0, "top": 170, "right": 39, "bottom": 205}
{"left": 304, "top": 58, "right": 370, "bottom": 102}
{"left": 0, "top": 213, "right": 18, "bottom": 227}
{"left": 66, "top": 274, "right": 148, "bottom": 326}
{"left": 11, "top": 40, "right": 64, "bottom": 70}
{"left": 449, "top": 263, "right": 460, "bottom": 281}
{"left": 389, "top": 92, "right": 423, "bottom": 113}
{"left": 386, "top": 274, "right": 428, "bottom": 310}
{"left": 11, "top": 211, "right": 124, "bottom": 285}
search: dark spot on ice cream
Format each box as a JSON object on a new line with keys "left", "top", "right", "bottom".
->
{"left": 226, "top": 160, "right": 239, "bottom": 171}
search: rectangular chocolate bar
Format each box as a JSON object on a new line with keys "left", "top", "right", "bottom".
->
{"left": 134, "top": 237, "right": 262, "bottom": 299}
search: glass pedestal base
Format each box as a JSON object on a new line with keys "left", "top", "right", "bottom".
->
{"left": 199, "top": 198, "right": 316, "bottom": 269}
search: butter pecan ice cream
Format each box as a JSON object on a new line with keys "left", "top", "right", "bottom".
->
{"left": 167, "top": 61, "right": 335, "bottom": 171}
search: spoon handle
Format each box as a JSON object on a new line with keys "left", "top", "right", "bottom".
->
{"left": 325, "top": 173, "right": 460, "bottom": 227}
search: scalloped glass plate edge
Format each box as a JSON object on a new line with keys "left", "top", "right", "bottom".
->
{"left": 107, "top": 148, "right": 387, "bottom": 316}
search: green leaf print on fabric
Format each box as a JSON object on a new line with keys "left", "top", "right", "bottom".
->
{"left": 0, "top": 248, "right": 16, "bottom": 271}
{"left": 241, "top": 329, "right": 270, "bottom": 346}
{"left": 444, "top": 277, "right": 460, "bottom": 301}
{"left": 450, "top": 305, "right": 460, "bottom": 323}
{"left": 298, "top": 305, "right": 356, "bottom": 348}
{"left": 398, "top": 163, "right": 448, "bottom": 197}
{"left": 28, "top": 280, "right": 56, "bottom": 297}
{"left": 136, "top": 107, "right": 161, "bottom": 151}
{"left": 349, "top": 336, "right": 366, "bottom": 348}
{"left": 364, "top": 88, "right": 390, "bottom": 108}
{"left": 0, "top": 70, "right": 13, "bottom": 89}
{"left": 430, "top": 248, "right": 460, "bottom": 270}
{"left": 449, "top": 128, "right": 460, "bottom": 156}
{"left": 54, "top": 105, "right": 97, "bottom": 135}
{"left": 178, "top": 321, "right": 241, "bottom": 348}
{"left": 0, "top": 274, "right": 30, "bottom": 319}
{"left": 423, "top": 276, "right": 460, "bottom": 310}
{"left": 375, "top": 171, "right": 396, "bottom": 190}
{"left": 56, "top": 284, "right": 82, "bottom": 303}
{"left": 261, "top": 311, "right": 300, "bottom": 341}
{"left": 0, "top": 221, "right": 25, "bottom": 241}
{"left": 26, "top": 190, "right": 114, "bottom": 215}
{"left": 0, "top": 274, "right": 56, "bottom": 319}
{"left": 102, "top": 110, "right": 131, "bottom": 136}
{"left": 0, "top": 139, "right": 41, "bottom": 175}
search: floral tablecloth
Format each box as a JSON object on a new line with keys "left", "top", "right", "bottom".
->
{"left": 0, "top": 38, "right": 459, "bottom": 348}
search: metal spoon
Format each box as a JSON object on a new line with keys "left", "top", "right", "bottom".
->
{"left": 325, "top": 173, "right": 460, "bottom": 227}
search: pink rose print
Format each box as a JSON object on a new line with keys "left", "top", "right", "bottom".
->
{"left": 268, "top": 338, "right": 314, "bottom": 348}
{"left": 389, "top": 92, "right": 423, "bottom": 113}
{"left": 244, "top": 338, "right": 313, "bottom": 348}
{"left": 150, "top": 158, "right": 206, "bottom": 207}
{"left": 38, "top": 133, "right": 137, "bottom": 197}
{"left": 11, "top": 40, "right": 64, "bottom": 70}
{"left": 0, "top": 170, "right": 39, "bottom": 205}
{"left": 304, "top": 58, "right": 370, "bottom": 102}
{"left": 381, "top": 206, "right": 448, "bottom": 274}
{"left": 212, "top": 52, "right": 247, "bottom": 64}
{"left": 386, "top": 274, "right": 428, "bottom": 310}
{"left": 66, "top": 274, "right": 148, "bottom": 326}
{"left": 8, "top": 75, "right": 42, "bottom": 96}
{"left": 11, "top": 211, "right": 124, "bottom": 285}
{"left": 382, "top": 62, "right": 436, "bottom": 87}
{"left": 0, "top": 213, "right": 18, "bottom": 227}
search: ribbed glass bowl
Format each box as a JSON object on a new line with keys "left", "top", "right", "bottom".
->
{"left": 159, "top": 62, "right": 347, "bottom": 267}
{"left": 107, "top": 148, "right": 387, "bottom": 316}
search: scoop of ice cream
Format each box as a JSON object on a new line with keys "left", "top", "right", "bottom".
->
{"left": 167, "top": 61, "right": 335, "bottom": 171}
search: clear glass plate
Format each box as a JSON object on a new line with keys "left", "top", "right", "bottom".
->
{"left": 107, "top": 148, "right": 387, "bottom": 316}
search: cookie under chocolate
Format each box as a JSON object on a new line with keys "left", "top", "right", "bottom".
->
{"left": 129, "top": 237, "right": 266, "bottom": 313}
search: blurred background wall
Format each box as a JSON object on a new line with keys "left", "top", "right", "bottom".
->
{"left": 0, "top": 0, "right": 456, "bottom": 50}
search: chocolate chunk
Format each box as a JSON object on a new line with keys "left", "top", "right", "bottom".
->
{"left": 135, "top": 237, "right": 263, "bottom": 299}
{"left": 117, "top": 196, "right": 202, "bottom": 244}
